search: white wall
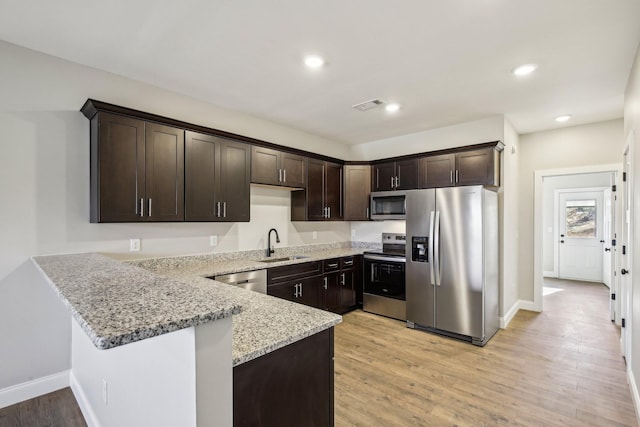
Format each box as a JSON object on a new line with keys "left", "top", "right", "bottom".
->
{"left": 542, "top": 173, "right": 612, "bottom": 274}
{"left": 0, "top": 41, "right": 349, "bottom": 395}
{"left": 517, "top": 119, "right": 625, "bottom": 302}
{"left": 624, "top": 41, "right": 640, "bottom": 415}
{"left": 501, "top": 119, "right": 520, "bottom": 320}
{"left": 349, "top": 116, "right": 505, "bottom": 161}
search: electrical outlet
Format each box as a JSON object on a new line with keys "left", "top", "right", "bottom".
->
{"left": 209, "top": 235, "right": 218, "bottom": 246}
{"left": 102, "top": 379, "right": 108, "bottom": 405}
{"left": 351, "top": 229, "right": 356, "bottom": 238}
{"left": 130, "top": 238, "right": 141, "bottom": 252}
{"left": 312, "top": 231, "right": 317, "bottom": 240}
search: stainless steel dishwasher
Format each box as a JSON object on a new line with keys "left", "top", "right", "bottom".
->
{"left": 212, "top": 270, "right": 267, "bottom": 294}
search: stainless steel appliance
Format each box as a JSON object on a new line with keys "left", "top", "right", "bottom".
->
{"left": 405, "top": 186, "right": 499, "bottom": 346}
{"left": 370, "top": 190, "right": 406, "bottom": 220}
{"left": 213, "top": 269, "right": 267, "bottom": 294}
{"left": 363, "top": 233, "right": 406, "bottom": 320}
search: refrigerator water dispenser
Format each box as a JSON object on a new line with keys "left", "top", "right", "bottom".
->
{"left": 411, "top": 236, "right": 428, "bottom": 262}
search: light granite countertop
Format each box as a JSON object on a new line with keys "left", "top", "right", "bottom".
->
{"left": 33, "top": 242, "right": 377, "bottom": 366}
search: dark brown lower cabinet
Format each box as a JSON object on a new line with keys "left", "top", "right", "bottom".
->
{"left": 268, "top": 276, "right": 321, "bottom": 308}
{"left": 233, "top": 328, "right": 334, "bottom": 427}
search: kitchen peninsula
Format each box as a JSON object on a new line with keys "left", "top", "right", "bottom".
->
{"left": 32, "top": 242, "right": 366, "bottom": 426}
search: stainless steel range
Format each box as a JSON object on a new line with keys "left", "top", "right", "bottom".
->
{"left": 363, "top": 233, "right": 406, "bottom": 321}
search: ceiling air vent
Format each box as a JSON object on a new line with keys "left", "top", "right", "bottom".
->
{"left": 352, "top": 99, "right": 383, "bottom": 112}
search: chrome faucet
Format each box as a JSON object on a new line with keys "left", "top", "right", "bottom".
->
{"left": 267, "top": 228, "right": 280, "bottom": 257}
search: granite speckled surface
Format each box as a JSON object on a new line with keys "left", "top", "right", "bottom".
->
{"left": 32, "top": 253, "right": 242, "bottom": 350}
{"left": 33, "top": 241, "right": 377, "bottom": 365}
{"left": 131, "top": 242, "right": 378, "bottom": 365}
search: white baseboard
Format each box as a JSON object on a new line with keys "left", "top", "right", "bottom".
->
{"left": 629, "top": 369, "right": 640, "bottom": 425}
{"left": 0, "top": 370, "right": 70, "bottom": 409}
{"left": 518, "top": 299, "right": 538, "bottom": 312}
{"left": 70, "top": 371, "right": 101, "bottom": 427}
{"left": 500, "top": 300, "right": 520, "bottom": 328}
{"left": 543, "top": 270, "right": 556, "bottom": 278}
{"left": 499, "top": 299, "right": 541, "bottom": 329}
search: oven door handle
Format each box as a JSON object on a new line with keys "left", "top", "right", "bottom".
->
{"left": 364, "top": 255, "right": 406, "bottom": 263}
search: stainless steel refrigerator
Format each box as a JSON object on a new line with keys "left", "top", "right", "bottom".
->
{"left": 405, "top": 186, "right": 499, "bottom": 346}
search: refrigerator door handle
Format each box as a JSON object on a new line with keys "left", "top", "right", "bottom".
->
{"left": 434, "top": 210, "right": 441, "bottom": 286}
{"left": 428, "top": 211, "right": 435, "bottom": 286}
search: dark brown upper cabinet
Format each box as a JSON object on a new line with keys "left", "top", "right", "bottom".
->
{"left": 372, "top": 159, "right": 419, "bottom": 191}
{"left": 185, "top": 131, "right": 250, "bottom": 222}
{"left": 251, "top": 146, "right": 306, "bottom": 188}
{"left": 420, "top": 147, "right": 500, "bottom": 188}
{"left": 291, "top": 159, "right": 343, "bottom": 221}
{"left": 343, "top": 165, "right": 371, "bottom": 221}
{"left": 90, "top": 112, "right": 184, "bottom": 223}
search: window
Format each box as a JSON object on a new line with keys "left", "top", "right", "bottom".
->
{"left": 565, "top": 199, "right": 596, "bottom": 238}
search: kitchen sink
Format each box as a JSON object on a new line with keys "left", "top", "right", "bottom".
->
{"left": 258, "top": 255, "right": 310, "bottom": 263}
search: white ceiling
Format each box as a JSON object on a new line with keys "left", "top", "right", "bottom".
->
{"left": 1, "top": 0, "right": 639, "bottom": 144}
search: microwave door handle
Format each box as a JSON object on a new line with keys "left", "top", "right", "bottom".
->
{"left": 428, "top": 211, "right": 435, "bottom": 286}
{"left": 434, "top": 211, "right": 441, "bottom": 286}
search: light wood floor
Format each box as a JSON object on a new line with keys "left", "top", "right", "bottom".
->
{"left": 2, "top": 279, "right": 636, "bottom": 426}
{"left": 334, "top": 278, "right": 638, "bottom": 426}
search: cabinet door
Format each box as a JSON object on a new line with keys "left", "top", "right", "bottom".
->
{"left": 95, "top": 113, "right": 145, "bottom": 222}
{"left": 219, "top": 140, "right": 251, "bottom": 222}
{"left": 420, "top": 154, "right": 455, "bottom": 188}
{"left": 343, "top": 165, "right": 371, "bottom": 221}
{"left": 321, "top": 273, "right": 341, "bottom": 312}
{"left": 306, "top": 158, "right": 326, "bottom": 220}
{"left": 325, "top": 162, "right": 343, "bottom": 220}
{"left": 185, "top": 131, "right": 221, "bottom": 221}
{"left": 297, "top": 276, "right": 321, "bottom": 308}
{"left": 395, "top": 158, "right": 419, "bottom": 190}
{"left": 144, "top": 123, "right": 184, "bottom": 222}
{"left": 339, "top": 269, "right": 357, "bottom": 311}
{"left": 455, "top": 148, "right": 497, "bottom": 186}
{"left": 372, "top": 162, "right": 396, "bottom": 191}
{"left": 251, "top": 146, "right": 281, "bottom": 186}
{"left": 281, "top": 153, "right": 306, "bottom": 188}
{"left": 267, "top": 281, "right": 297, "bottom": 302}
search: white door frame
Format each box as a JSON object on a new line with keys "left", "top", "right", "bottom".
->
{"left": 621, "top": 139, "right": 633, "bottom": 362}
{"left": 533, "top": 163, "right": 622, "bottom": 312}
{"left": 552, "top": 186, "right": 608, "bottom": 280}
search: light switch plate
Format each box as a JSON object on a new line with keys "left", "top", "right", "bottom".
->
{"left": 351, "top": 229, "right": 356, "bottom": 238}
{"left": 312, "top": 231, "right": 317, "bottom": 240}
{"left": 210, "top": 235, "right": 218, "bottom": 246}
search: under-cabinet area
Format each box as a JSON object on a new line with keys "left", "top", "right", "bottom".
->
{"left": 81, "top": 99, "right": 503, "bottom": 224}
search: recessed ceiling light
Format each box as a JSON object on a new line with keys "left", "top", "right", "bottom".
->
{"left": 304, "top": 55, "right": 325, "bottom": 69}
{"left": 555, "top": 115, "right": 572, "bottom": 123}
{"left": 512, "top": 64, "right": 538, "bottom": 76}
{"left": 385, "top": 103, "right": 400, "bottom": 113}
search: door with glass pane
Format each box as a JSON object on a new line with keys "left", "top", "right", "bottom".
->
{"left": 558, "top": 191, "right": 604, "bottom": 281}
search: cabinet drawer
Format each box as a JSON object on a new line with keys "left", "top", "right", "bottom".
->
{"left": 323, "top": 258, "right": 341, "bottom": 272}
{"left": 341, "top": 256, "right": 356, "bottom": 270}
{"left": 267, "top": 261, "right": 321, "bottom": 284}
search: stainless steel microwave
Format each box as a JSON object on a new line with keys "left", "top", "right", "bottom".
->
{"left": 370, "top": 190, "right": 406, "bottom": 220}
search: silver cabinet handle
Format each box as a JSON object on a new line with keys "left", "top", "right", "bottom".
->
{"left": 450, "top": 170, "right": 453, "bottom": 183}
{"left": 283, "top": 169, "right": 286, "bottom": 182}
{"left": 299, "top": 283, "right": 303, "bottom": 297}
{"left": 323, "top": 277, "right": 328, "bottom": 290}
{"left": 139, "top": 198, "right": 144, "bottom": 217}
{"left": 344, "top": 260, "right": 353, "bottom": 266}
{"left": 328, "top": 263, "right": 338, "bottom": 268}
{"left": 216, "top": 202, "right": 221, "bottom": 218}
{"left": 223, "top": 202, "right": 227, "bottom": 218}
{"left": 148, "top": 198, "right": 152, "bottom": 217}
{"left": 455, "top": 170, "right": 459, "bottom": 183}
{"left": 341, "top": 273, "right": 345, "bottom": 286}
{"left": 391, "top": 176, "right": 394, "bottom": 188}
{"left": 395, "top": 176, "right": 400, "bottom": 188}
{"left": 376, "top": 169, "right": 379, "bottom": 189}
{"left": 278, "top": 169, "right": 282, "bottom": 182}
{"left": 366, "top": 207, "right": 369, "bottom": 219}
{"left": 294, "top": 283, "right": 298, "bottom": 298}
{"left": 328, "top": 206, "right": 331, "bottom": 218}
